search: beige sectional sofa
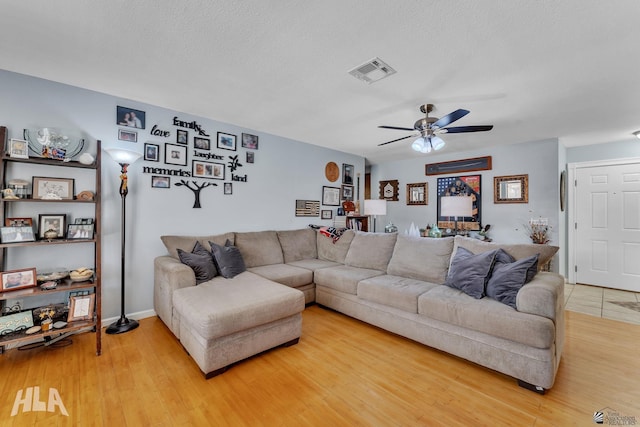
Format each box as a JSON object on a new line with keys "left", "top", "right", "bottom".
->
{"left": 154, "top": 228, "right": 563, "bottom": 392}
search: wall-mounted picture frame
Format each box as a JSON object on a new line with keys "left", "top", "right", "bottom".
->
{"left": 67, "top": 293, "right": 96, "bottom": 322}
{"left": 116, "top": 106, "right": 146, "bottom": 129}
{"left": 295, "top": 200, "right": 320, "bottom": 217}
{"left": 1, "top": 267, "right": 37, "bottom": 292}
{"left": 8, "top": 138, "right": 29, "bottom": 159}
{"left": 342, "top": 164, "right": 354, "bottom": 184}
{"left": 177, "top": 129, "right": 188, "bottom": 144}
{"left": 322, "top": 186, "right": 340, "bottom": 206}
{"left": 67, "top": 223, "right": 94, "bottom": 239}
{"left": 217, "top": 132, "right": 237, "bottom": 151}
{"left": 241, "top": 133, "right": 259, "bottom": 150}
{"left": 194, "top": 137, "right": 210, "bottom": 150}
{"left": 151, "top": 176, "right": 170, "bottom": 188}
{"left": 0, "top": 226, "right": 35, "bottom": 243}
{"left": 32, "top": 177, "right": 75, "bottom": 200}
{"left": 379, "top": 180, "right": 399, "bottom": 201}
{"left": 341, "top": 184, "right": 354, "bottom": 201}
{"left": 437, "top": 175, "right": 481, "bottom": 231}
{"left": 321, "top": 209, "right": 333, "bottom": 220}
{"left": 494, "top": 174, "right": 528, "bottom": 204}
{"left": 144, "top": 143, "right": 159, "bottom": 162}
{"left": 224, "top": 182, "right": 233, "bottom": 195}
{"left": 426, "top": 156, "right": 492, "bottom": 176}
{"left": 192, "top": 160, "right": 225, "bottom": 180}
{"left": 407, "top": 182, "right": 428, "bottom": 205}
{"left": 38, "top": 214, "right": 66, "bottom": 239}
{"left": 5, "top": 217, "right": 32, "bottom": 227}
{"left": 164, "top": 144, "right": 187, "bottom": 166}
{"left": 246, "top": 151, "right": 254, "bottom": 164}
{"left": 118, "top": 129, "right": 138, "bottom": 143}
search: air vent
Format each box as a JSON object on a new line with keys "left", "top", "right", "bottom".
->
{"left": 348, "top": 57, "right": 397, "bottom": 84}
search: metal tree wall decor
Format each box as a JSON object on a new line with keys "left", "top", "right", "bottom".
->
{"left": 175, "top": 180, "right": 217, "bottom": 208}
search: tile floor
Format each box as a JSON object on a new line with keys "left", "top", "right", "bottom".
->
{"left": 564, "top": 283, "right": 640, "bottom": 325}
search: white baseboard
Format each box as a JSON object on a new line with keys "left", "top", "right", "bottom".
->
{"left": 101, "top": 309, "right": 156, "bottom": 329}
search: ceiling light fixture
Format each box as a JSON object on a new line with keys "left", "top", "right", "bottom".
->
{"left": 411, "top": 134, "right": 446, "bottom": 154}
{"left": 633, "top": 131, "right": 640, "bottom": 139}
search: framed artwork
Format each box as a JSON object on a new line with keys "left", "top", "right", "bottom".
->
{"left": 192, "top": 160, "right": 225, "bottom": 180}
{"left": 144, "top": 143, "right": 160, "bottom": 162}
{"left": 116, "top": 106, "right": 146, "bottom": 129}
{"left": 494, "top": 174, "right": 528, "bottom": 204}
{"left": 321, "top": 209, "right": 333, "bottom": 220}
{"left": 217, "top": 132, "right": 237, "bottom": 151}
{"left": 74, "top": 218, "right": 94, "bottom": 225}
{"left": 342, "top": 164, "right": 354, "bottom": 184}
{"left": 38, "top": 214, "right": 66, "bottom": 239}
{"left": 246, "top": 151, "right": 255, "bottom": 164}
{"left": 322, "top": 186, "right": 340, "bottom": 206}
{"left": 241, "top": 133, "right": 259, "bottom": 149}
{"left": 118, "top": 129, "right": 137, "bottom": 143}
{"left": 407, "top": 182, "right": 428, "bottom": 205}
{"left": 194, "top": 137, "right": 210, "bottom": 150}
{"left": 5, "top": 217, "right": 32, "bottom": 227}
{"left": 67, "top": 293, "right": 96, "bottom": 322}
{"left": 341, "top": 184, "right": 354, "bottom": 201}
{"left": 8, "top": 139, "right": 29, "bottom": 159}
{"left": 151, "top": 176, "right": 170, "bottom": 188}
{"left": 325, "top": 162, "right": 339, "bottom": 182}
{"left": 295, "top": 200, "right": 320, "bottom": 217}
{"left": 32, "top": 177, "right": 75, "bottom": 200}
{"left": 437, "top": 175, "right": 482, "bottom": 231}
{"left": 67, "top": 223, "right": 94, "bottom": 239}
{"left": 164, "top": 144, "right": 187, "bottom": 166}
{"left": 0, "top": 226, "right": 35, "bottom": 243}
{"left": 1, "top": 267, "right": 37, "bottom": 292}
{"left": 379, "top": 180, "right": 399, "bottom": 201}
{"left": 224, "top": 182, "right": 233, "bottom": 195}
{"left": 177, "top": 129, "right": 188, "bottom": 144}
{"left": 426, "top": 156, "right": 492, "bottom": 176}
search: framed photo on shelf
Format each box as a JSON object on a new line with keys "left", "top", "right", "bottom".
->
{"left": 8, "top": 139, "right": 29, "bottom": 159}
{"left": 164, "top": 144, "right": 187, "bottom": 166}
{"left": 5, "top": 217, "right": 32, "bottom": 227}
{"left": 74, "top": 218, "right": 94, "bottom": 225}
{"left": 322, "top": 186, "right": 340, "bottom": 206}
{"left": 217, "top": 132, "right": 237, "bottom": 151}
{"left": 67, "top": 293, "right": 96, "bottom": 322}
{"left": 151, "top": 176, "right": 170, "bottom": 188}
{"left": 241, "top": 133, "right": 259, "bottom": 149}
{"left": 176, "top": 129, "right": 188, "bottom": 144}
{"left": 144, "top": 143, "right": 160, "bottom": 162}
{"left": 116, "top": 106, "right": 146, "bottom": 129}
{"left": 118, "top": 129, "right": 137, "bottom": 143}
{"left": 1, "top": 267, "right": 37, "bottom": 293}
{"left": 0, "top": 226, "right": 35, "bottom": 243}
{"left": 38, "top": 214, "right": 66, "bottom": 239}
{"left": 32, "top": 177, "right": 75, "bottom": 200}
{"left": 67, "top": 224, "right": 94, "bottom": 239}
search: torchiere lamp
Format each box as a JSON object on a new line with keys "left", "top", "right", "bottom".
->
{"left": 105, "top": 148, "right": 142, "bottom": 334}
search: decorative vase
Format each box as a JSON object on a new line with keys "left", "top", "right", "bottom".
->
{"left": 429, "top": 224, "right": 442, "bottom": 238}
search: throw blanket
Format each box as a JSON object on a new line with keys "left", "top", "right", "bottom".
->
{"left": 308, "top": 225, "right": 348, "bottom": 243}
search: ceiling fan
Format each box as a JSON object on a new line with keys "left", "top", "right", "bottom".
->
{"left": 378, "top": 103, "right": 493, "bottom": 153}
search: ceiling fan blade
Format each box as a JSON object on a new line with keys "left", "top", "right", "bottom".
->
{"left": 440, "top": 125, "right": 494, "bottom": 134}
{"left": 430, "top": 109, "right": 470, "bottom": 129}
{"left": 377, "top": 134, "right": 416, "bottom": 146}
{"left": 378, "top": 125, "right": 415, "bottom": 131}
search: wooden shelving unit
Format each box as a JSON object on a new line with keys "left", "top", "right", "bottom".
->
{"left": 346, "top": 215, "right": 369, "bottom": 232}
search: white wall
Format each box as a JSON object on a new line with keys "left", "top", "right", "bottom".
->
{"left": 0, "top": 70, "right": 364, "bottom": 318}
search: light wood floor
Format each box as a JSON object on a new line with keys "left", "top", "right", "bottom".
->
{"left": 1, "top": 305, "right": 639, "bottom": 426}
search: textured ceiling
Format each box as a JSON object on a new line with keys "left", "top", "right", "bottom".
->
{"left": 1, "top": 1, "right": 639, "bottom": 164}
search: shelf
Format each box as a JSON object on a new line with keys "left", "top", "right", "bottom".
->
{"left": 0, "top": 238, "right": 96, "bottom": 249}
{"left": 2, "top": 198, "right": 95, "bottom": 204}
{"left": 0, "top": 279, "right": 96, "bottom": 301}
{"left": 0, "top": 319, "right": 96, "bottom": 348}
{"left": 0, "top": 154, "right": 97, "bottom": 169}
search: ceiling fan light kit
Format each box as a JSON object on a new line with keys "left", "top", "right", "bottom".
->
{"left": 379, "top": 103, "right": 493, "bottom": 154}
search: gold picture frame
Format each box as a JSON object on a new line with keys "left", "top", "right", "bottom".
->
{"left": 494, "top": 174, "right": 528, "bottom": 204}
{"left": 406, "top": 182, "right": 428, "bottom": 205}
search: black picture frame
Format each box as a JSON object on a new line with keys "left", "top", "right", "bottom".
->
{"left": 246, "top": 151, "right": 254, "bottom": 164}
{"left": 321, "top": 209, "right": 333, "bottom": 220}
{"left": 192, "top": 160, "right": 225, "bottom": 180}
{"left": 144, "top": 143, "right": 160, "bottom": 162}
{"left": 66, "top": 223, "right": 94, "bottom": 240}
{"left": 322, "top": 186, "right": 340, "bottom": 206}
{"left": 116, "top": 106, "right": 146, "bottom": 129}
{"left": 118, "top": 129, "right": 137, "bottom": 143}
{"left": 164, "top": 144, "right": 187, "bottom": 166}
{"left": 217, "top": 132, "right": 237, "bottom": 151}
{"left": 38, "top": 214, "right": 66, "bottom": 239}
{"left": 151, "top": 176, "right": 170, "bottom": 188}
{"left": 341, "top": 185, "right": 354, "bottom": 201}
{"left": 177, "top": 129, "right": 188, "bottom": 144}
{"left": 224, "top": 183, "right": 233, "bottom": 195}
{"left": 241, "top": 133, "right": 259, "bottom": 150}
{"left": 194, "top": 137, "right": 210, "bottom": 150}
{"left": 342, "top": 164, "right": 354, "bottom": 184}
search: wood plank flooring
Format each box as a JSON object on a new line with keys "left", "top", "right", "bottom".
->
{"left": 1, "top": 305, "right": 639, "bottom": 426}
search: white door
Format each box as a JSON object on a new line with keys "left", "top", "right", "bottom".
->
{"left": 575, "top": 162, "right": 640, "bottom": 291}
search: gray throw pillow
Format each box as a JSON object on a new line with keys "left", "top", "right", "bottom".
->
{"left": 177, "top": 242, "right": 218, "bottom": 284}
{"left": 486, "top": 251, "right": 539, "bottom": 309}
{"left": 209, "top": 239, "right": 246, "bottom": 279}
{"left": 444, "top": 247, "right": 498, "bottom": 299}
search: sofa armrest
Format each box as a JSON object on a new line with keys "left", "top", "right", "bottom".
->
{"left": 516, "top": 272, "right": 564, "bottom": 322}
{"left": 153, "top": 255, "right": 196, "bottom": 335}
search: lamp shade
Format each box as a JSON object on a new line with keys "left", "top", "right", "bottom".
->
{"left": 105, "top": 148, "right": 143, "bottom": 164}
{"left": 440, "top": 196, "right": 473, "bottom": 218}
{"left": 364, "top": 199, "right": 387, "bottom": 216}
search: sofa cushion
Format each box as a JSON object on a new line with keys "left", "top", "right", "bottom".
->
{"left": 234, "top": 231, "right": 284, "bottom": 268}
{"left": 248, "top": 264, "right": 313, "bottom": 288}
{"left": 161, "top": 232, "right": 234, "bottom": 259}
{"left": 418, "top": 285, "right": 555, "bottom": 349}
{"left": 277, "top": 228, "right": 318, "bottom": 263}
{"left": 177, "top": 242, "right": 217, "bottom": 284}
{"left": 209, "top": 240, "right": 246, "bottom": 279}
{"left": 486, "top": 251, "right": 539, "bottom": 308}
{"left": 444, "top": 247, "right": 497, "bottom": 299}
{"left": 345, "top": 231, "right": 397, "bottom": 271}
{"left": 357, "top": 275, "right": 438, "bottom": 313}
{"left": 286, "top": 258, "right": 341, "bottom": 271}
{"left": 317, "top": 229, "right": 355, "bottom": 263}
{"left": 314, "top": 265, "right": 384, "bottom": 295}
{"left": 387, "top": 235, "right": 454, "bottom": 283}
{"left": 452, "top": 235, "right": 558, "bottom": 271}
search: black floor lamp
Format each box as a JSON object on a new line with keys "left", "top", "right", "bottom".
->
{"left": 105, "top": 148, "right": 142, "bottom": 335}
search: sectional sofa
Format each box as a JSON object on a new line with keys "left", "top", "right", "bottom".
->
{"left": 154, "top": 228, "right": 563, "bottom": 393}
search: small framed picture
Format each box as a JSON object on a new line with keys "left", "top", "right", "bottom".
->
{"left": 164, "top": 144, "right": 187, "bottom": 166}
{"left": 341, "top": 185, "right": 354, "bottom": 201}
{"left": 38, "top": 214, "right": 66, "bottom": 239}
{"left": 224, "top": 182, "right": 233, "bottom": 195}
{"left": 8, "top": 139, "right": 29, "bottom": 159}
{"left": 192, "top": 160, "right": 225, "bottom": 180}
{"left": 67, "top": 223, "right": 94, "bottom": 239}
{"left": 116, "top": 106, "right": 146, "bottom": 129}
{"left": 118, "top": 129, "right": 138, "bottom": 143}
{"left": 322, "top": 186, "right": 340, "bottom": 206}
{"left": 5, "top": 217, "right": 32, "bottom": 227}
{"left": 217, "top": 132, "right": 237, "bottom": 151}
{"left": 151, "top": 176, "right": 170, "bottom": 188}
{"left": 144, "top": 143, "right": 159, "bottom": 162}
{"left": 73, "top": 218, "right": 94, "bottom": 225}
{"left": 68, "top": 293, "right": 96, "bottom": 322}
{"left": 32, "top": 177, "right": 75, "bottom": 200}
{"left": 241, "top": 133, "right": 259, "bottom": 150}
{"left": 1, "top": 268, "right": 37, "bottom": 292}
{"left": 342, "top": 164, "right": 354, "bottom": 184}
{"left": 176, "top": 129, "right": 188, "bottom": 144}
{"left": 321, "top": 210, "right": 333, "bottom": 220}
{"left": 246, "top": 151, "right": 255, "bottom": 164}
{"left": 0, "top": 226, "right": 35, "bottom": 243}
{"left": 194, "top": 137, "right": 210, "bottom": 150}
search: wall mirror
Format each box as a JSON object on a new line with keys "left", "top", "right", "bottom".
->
{"left": 494, "top": 174, "right": 528, "bottom": 203}
{"left": 406, "top": 182, "right": 428, "bottom": 205}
